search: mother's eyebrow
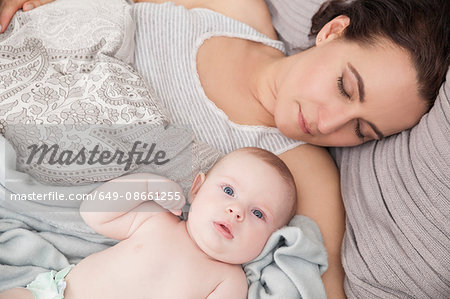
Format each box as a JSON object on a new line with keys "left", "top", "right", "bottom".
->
{"left": 348, "top": 63, "right": 385, "bottom": 139}
{"left": 348, "top": 63, "right": 365, "bottom": 102}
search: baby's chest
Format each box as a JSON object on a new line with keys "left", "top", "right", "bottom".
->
{"left": 127, "top": 227, "right": 229, "bottom": 297}
{"left": 144, "top": 254, "right": 227, "bottom": 298}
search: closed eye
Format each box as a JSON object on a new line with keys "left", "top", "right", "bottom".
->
{"left": 337, "top": 76, "right": 350, "bottom": 99}
{"left": 338, "top": 76, "right": 366, "bottom": 141}
{"left": 355, "top": 119, "right": 365, "bottom": 141}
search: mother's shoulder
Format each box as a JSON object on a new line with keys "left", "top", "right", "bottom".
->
{"left": 279, "top": 144, "right": 339, "bottom": 177}
{"left": 138, "top": 0, "right": 278, "bottom": 39}
{"left": 194, "top": 0, "right": 278, "bottom": 39}
{"left": 279, "top": 144, "right": 332, "bottom": 159}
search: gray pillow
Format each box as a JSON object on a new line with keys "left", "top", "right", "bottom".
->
{"left": 332, "top": 69, "right": 450, "bottom": 298}
{"left": 265, "top": 0, "right": 450, "bottom": 297}
{"left": 265, "top": 0, "right": 323, "bottom": 55}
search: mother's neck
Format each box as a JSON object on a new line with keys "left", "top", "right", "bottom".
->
{"left": 247, "top": 50, "right": 295, "bottom": 117}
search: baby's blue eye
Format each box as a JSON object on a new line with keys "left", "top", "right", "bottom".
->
{"left": 252, "top": 209, "right": 263, "bottom": 219}
{"left": 223, "top": 186, "right": 234, "bottom": 196}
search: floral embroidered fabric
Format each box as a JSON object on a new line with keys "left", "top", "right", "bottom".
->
{"left": 0, "top": 0, "right": 221, "bottom": 187}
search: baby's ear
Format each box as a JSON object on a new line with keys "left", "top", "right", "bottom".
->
{"left": 188, "top": 172, "right": 205, "bottom": 203}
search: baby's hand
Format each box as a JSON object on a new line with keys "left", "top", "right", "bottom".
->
{"left": 0, "top": 0, "right": 55, "bottom": 33}
{"left": 147, "top": 177, "right": 186, "bottom": 216}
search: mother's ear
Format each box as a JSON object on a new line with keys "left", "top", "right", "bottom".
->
{"left": 188, "top": 172, "right": 206, "bottom": 203}
{"left": 315, "top": 15, "right": 350, "bottom": 45}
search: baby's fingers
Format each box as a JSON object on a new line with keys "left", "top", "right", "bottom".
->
{"left": 0, "top": 0, "right": 22, "bottom": 33}
{"left": 22, "top": 0, "right": 55, "bottom": 11}
{"left": 0, "top": 0, "right": 55, "bottom": 33}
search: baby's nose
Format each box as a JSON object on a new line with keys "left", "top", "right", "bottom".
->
{"left": 227, "top": 206, "right": 244, "bottom": 222}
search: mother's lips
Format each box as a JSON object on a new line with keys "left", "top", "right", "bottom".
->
{"left": 298, "top": 107, "right": 312, "bottom": 135}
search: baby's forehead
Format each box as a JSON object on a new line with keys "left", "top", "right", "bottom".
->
{"left": 212, "top": 154, "right": 282, "bottom": 185}
{"left": 211, "top": 150, "right": 295, "bottom": 218}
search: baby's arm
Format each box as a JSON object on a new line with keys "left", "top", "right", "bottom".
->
{"left": 80, "top": 173, "right": 185, "bottom": 240}
{"left": 207, "top": 269, "right": 247, "bottom": 299}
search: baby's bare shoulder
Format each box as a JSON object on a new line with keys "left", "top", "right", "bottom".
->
{"left": 131, "top": 211, "right": 180, "bottom": 236}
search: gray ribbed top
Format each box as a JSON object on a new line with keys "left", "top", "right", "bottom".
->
{"left": 133, "top": 2, "right": 304, "bottom": 155}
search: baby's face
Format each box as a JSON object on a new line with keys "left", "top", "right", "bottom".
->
{"left": 186, "top": 152, "right": 292, "bottom": 264}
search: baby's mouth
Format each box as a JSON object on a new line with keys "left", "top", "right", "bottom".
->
{"left": 213, "top": 221, "right": 234, "bottom": 239}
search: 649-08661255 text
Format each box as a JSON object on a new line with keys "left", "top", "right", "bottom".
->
{"left": 8, "top": 191, "right": 183, "bottom": 202}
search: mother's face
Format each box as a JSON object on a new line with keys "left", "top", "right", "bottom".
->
{"left": 273, "top": 17, "right": 428, "bottom": 146}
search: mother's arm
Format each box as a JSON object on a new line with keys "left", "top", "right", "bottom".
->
{"left": 279, "top": 144, "right": 346, "bottom": 299}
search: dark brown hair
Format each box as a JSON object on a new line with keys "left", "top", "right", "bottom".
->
{"left": 310, "top": 0, "right": 450, "bottom": 109}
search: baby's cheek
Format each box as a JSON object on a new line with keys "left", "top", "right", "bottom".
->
{"left": 248, "top": 231, "right": 271, "bottom": 255}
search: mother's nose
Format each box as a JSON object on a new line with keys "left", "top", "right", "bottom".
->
{"left": 317, "top": 107, "right": 355, "bottom": 135}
